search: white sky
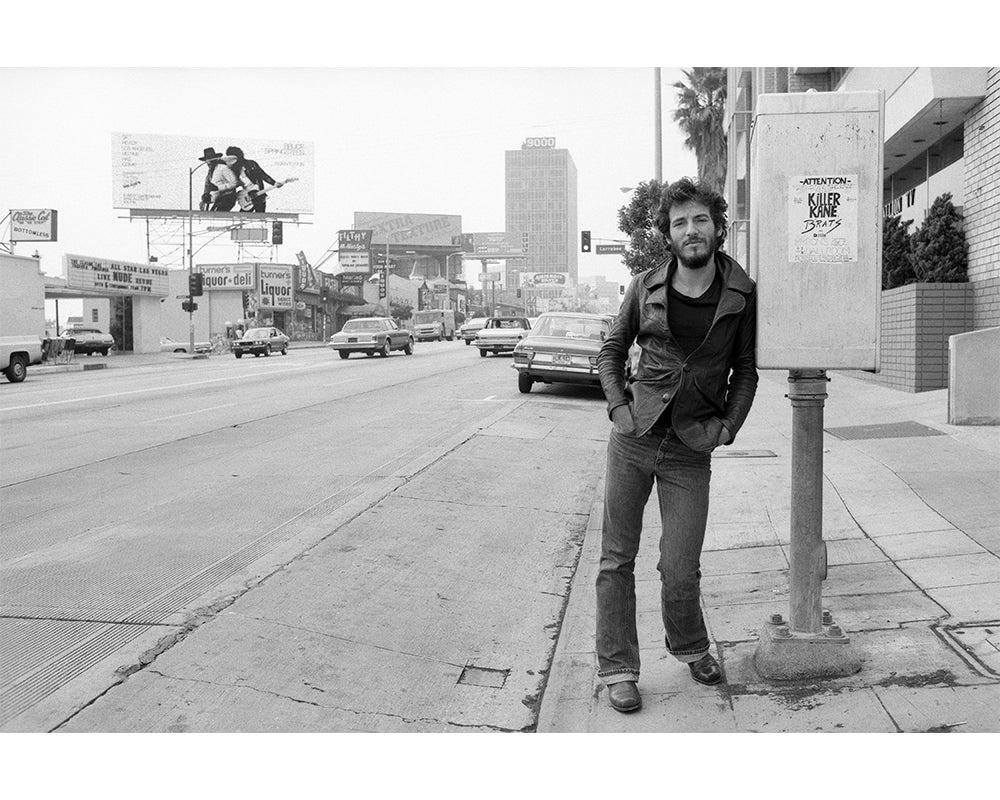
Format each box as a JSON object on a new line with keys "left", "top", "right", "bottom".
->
{"left": 2, "top": 66, "right": 695, "bottom": 304}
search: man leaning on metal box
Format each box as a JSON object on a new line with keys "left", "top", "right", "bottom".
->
{"left": 595, "top": 177, "right": 759, "bottom": 713}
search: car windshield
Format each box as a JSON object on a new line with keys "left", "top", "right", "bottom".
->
{"left": 486, "top": 318, "right": 527, "bottom": 329}
{"left": 530, "top": 316, "right": 610, "bottom": 341}
{"left": 413, "top": 312, "right": 440, "bottom": 324}
{"left": 464, "top": 319, "right": 486, "bottom": 328}
{"left": 243, "top": 328, "right": 271, "bottom": 338}
{"left": 342, "top": 320, "right": 382, "bottom": 332}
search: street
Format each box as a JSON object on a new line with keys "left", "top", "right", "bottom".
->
{"left": 0, "top": 342, "right": 610, "bottom": 731}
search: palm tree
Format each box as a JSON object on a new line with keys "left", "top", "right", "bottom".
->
{"left": 672, "top": 68, "right": 728, "bottom": 194}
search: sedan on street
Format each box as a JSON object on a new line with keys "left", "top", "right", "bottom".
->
{"left": 327, "top": 317, "right": 414, "bottom": 358}
{"left": 60, "top": 327, "right": 115, "bottom": 356}
{"left": 475, "top": 316, "right": 532, "bottom": 357}
{"left": 511, "top": 312, "right": 614, "bottom": 393}
{"left": 233, "top": 327, "right": 289, "bottom": 358}
{"left": 458, "top": 317, "right": 488, "bottom": 345}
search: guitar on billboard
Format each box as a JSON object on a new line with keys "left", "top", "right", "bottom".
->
{"left": 200, "top": 178, "right": 299, "bottom": 211}
{"left": 237, "top": 177, "right": 299, "bottom": 211}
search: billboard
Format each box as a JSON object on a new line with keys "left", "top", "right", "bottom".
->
{"left": 64, "top": 254, "right": 170, "bottom": 296}
{"left": 258, "top": 264, "right": 294, "bottom": 309}
{"left": 354, "top": 212, "right": 461, "bottom": 247}
{"left": 457, "top": 231, "right": 527, "bottom": 257}
{"left": 336, "top": 229, "right": 373, "bottom": 274}
{"left": 10, "top": 209, "right": 58, "bottom": 241}
{"left": 521, "top": 272, "right": 570, "bottom": 287}
{"left": 112, "top": 132, "right": 314, "bottom": 213}
{"left": 198, "top": 263, "right": 255, "bottom": 291}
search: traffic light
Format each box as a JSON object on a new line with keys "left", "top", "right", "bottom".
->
{"left": 619, "top": 284, "right": 625, "bottom": 296}
{"left": 581, "top": 230, "right": 591, "bottom": 253}
{"left": 188, "top": 272, "right": 203, "bottom": 296}
{"left": 271, "top": 221, "right": 283, "bottom": 244}
{"left": 516, "top": 288, "right": 522, "bottom": 298}
{"left": 181, "top": 300, "right": 199, "bottom": 313}
{"left": 320, "top": 286, "right": 330, "bottom": 302}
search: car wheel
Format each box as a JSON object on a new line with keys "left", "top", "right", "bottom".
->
{"left": 366, "top": 351, "right": 374, "bottom": 357}
{"left": 446, "top": 335, "right": 454, "bottom": 341}
{"left": 464, "top": 339, "right": 471, "bottom": 346}
{"left": 235, "top": 352, "right": 243, "bottom": 358}
{"left": 4, "top": 354, "right": 28, "bottom": 383}
{"left": 339, "top": 351, "right": 350, "bottom": 359}
{"left": 403, "top": 338, "right": 413, "bottom": 355}
{"left": 380, "top": 340, "right": 391, "bottom": 358}
{"left": 479, "top": 349, "right": 487, "bottom": 358}
{"left": 437, "top": 334, "right": 443, "bottom": 342}
{"left": 101, "top": 349, "right": 110, "bottom": 356}
{"left": 518, "top": 372, "right": 533, "bottom": 394}
{"left": 173, "top": 348, "right": 185, "bottom": 353}
{"left": 281, "top": 347, "right": 288, "bottom": 355}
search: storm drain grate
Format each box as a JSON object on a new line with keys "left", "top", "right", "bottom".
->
{"left": 713, "top": 449, "right": 777, "bottom": 459}
{"left": 825, "top": 421, "right": 947, "bottom": 441}
{"left": 457, "top": 665, "right": 510, "bottom": 689}
{"left": 936, "top": 623, "right": 1000, "bottom": 678}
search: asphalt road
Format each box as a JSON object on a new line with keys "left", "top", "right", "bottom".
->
{"left": 0, "top": 340, "right": 611, "bottom": 730}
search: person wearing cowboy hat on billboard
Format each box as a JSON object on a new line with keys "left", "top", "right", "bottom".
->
{"left": 198, "top": 147, "right": 242, "bottom": 212}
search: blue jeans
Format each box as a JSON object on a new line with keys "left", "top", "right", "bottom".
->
{"left": 596, "top": 426, "right": 712, "bottom": 685}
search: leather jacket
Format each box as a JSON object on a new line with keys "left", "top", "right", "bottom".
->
{"left": 598, "top": 251, "right": 758, "bottom": 452}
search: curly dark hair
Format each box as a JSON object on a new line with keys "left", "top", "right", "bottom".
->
{"left": 654, "top": 177, "right": 728, "bottom": 248}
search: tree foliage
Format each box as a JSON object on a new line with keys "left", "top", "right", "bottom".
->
{"left": 910, "top": 193, "right": 968, "bottom": 283}
{"left": 672, "top": 68, "right": 728, "bottom": 195}
{"left": 617, "top": 179, "right": 671, "bottom": 276}
{"left": 390, "top": 301, "right": 413, "bottom": 325}
{"left": 881, "top": 214, "right": 915, "bottom": 290}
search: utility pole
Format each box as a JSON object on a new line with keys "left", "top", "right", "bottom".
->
{"left": 654, "top": 67, "right": 662, "bottom": 182}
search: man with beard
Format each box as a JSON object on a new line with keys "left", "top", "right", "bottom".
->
{"left": 594, "top": 177, "right": 758, "bottom": 713}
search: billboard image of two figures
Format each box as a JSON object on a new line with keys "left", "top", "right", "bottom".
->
{"left": 112, "top": 133, "right": 314, "bottom": 215}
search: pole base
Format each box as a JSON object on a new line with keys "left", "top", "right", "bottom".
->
{"left": 753, "top": 617, "right": 862, "bottom": 681}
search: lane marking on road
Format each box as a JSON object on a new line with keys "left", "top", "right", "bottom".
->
{"left": 0, "top": 365, "right": 323, "bottom": 413}
{"left": 146, "top": 403, "right": 237, "bottom": 423}
{"left": 485, "top": 395, "right": 497, "bottom": 401}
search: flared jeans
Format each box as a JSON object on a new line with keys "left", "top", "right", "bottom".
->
{"left": 596, "top": 426, "right": 713, "bottom": 685}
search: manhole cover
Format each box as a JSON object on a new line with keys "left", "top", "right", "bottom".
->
{"left": 825, "top": 421, "right": 947, "bottom": 441}
{"left": 457, "top": 665, "right": 509, "bottom": 689}
{"left": 713, "top": 449, "right": 777, "bottom": 459}
{"left": 935, "top": 623, "right": 1000, "bottom": 678}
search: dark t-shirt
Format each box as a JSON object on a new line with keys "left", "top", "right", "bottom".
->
{"left": 652, "top": 272, "right": 722, "bottom": 431}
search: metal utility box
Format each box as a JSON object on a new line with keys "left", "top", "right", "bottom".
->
{"left": 751, "top": 91, "right": 883, "bottom": 370}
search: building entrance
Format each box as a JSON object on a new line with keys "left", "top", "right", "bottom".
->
{"left": 109, "top": 296, "right": 134, "bottom": 352}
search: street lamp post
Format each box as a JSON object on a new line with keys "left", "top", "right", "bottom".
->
{"left": 188, "top": 161, "right": 210, "bottom": 354}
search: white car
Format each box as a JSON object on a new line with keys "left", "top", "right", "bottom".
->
{"left": 160, "top": 336, "right": 211, "bottom": 354}
{"left": 474, "top": 316, "right": 532, "bottom": 357}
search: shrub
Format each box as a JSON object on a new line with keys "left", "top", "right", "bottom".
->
{"left": 882, "top": 214, "right": 915, "bottom": 290}
{"left": 910, "top": 193, "right": 968, "bottom": 283}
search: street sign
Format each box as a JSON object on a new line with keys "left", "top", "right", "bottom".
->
{"left": 480, "top": 272, "right": 501, "bottom": 282}
{"left": 596, "top": 244, "right": 626, "bottom": 255}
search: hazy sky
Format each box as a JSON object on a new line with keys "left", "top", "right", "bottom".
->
{"left": 2, "top": 67, "right": 697, "bottom": 320}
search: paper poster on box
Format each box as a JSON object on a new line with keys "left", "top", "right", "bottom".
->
{"left": 787, "top": 175, "right": 859, "bottom": 263}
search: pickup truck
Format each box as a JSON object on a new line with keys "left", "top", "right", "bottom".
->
{"left": 1, "top": 337, "right": 43, "bottom": 383}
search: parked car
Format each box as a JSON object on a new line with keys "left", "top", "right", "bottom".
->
{"left": 458, "top": 317, "right": 488, "bottom": 345}
{"left": 233, "top": 326, "right": 289, "bottom": 358}
{"left": 475, "top": 316, "right": 532, "bottom": 357}
{"left": 511, "top": 312, "right": 615, "bottom": 393}
{"left": 160, "top": 336, "right": 211, "bottom": 354}
{"left": 327, "top": 317, "right": 414, "bottom": 359}
{"left": 61, "top": 326, "right": 115, "bottom": 356}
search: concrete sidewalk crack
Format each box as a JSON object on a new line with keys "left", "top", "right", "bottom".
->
{"left": 228, "top": 613, "right": 467, "bottom": 669}
{"left": 145, "top": 669, "right": 526, "bottom": 731}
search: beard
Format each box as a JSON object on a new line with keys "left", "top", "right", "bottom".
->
{"left": 673, "top": 233, "right": 717, "bottom": 270}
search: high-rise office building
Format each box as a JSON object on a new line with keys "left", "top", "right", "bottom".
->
{"left": 505, "top": 137, "right": 578, "bottom": 287}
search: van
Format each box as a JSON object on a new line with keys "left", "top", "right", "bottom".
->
{"left": 412, "top": 309, "right": 456, "bottom": 342}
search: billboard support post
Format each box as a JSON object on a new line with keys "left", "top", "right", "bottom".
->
{"left": 187, "top": 162, "right": 208, "bottom": 355}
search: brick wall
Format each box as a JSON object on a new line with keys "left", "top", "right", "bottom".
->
{"left": 878, "top": 283, "right": 973, "bottom": 391}
{"left": 963, "top": 68, "right": 1000, "bottom": 329}
{"left": 788, "top": 71, "right": 832, "bottom": 93}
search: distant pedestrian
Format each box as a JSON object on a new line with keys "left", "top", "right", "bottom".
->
{"left": 594, "top": 177, "right": 759, "bottom": 713}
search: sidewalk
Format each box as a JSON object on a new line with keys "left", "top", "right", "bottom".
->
{"left": 538, "top": 369, "right": 1000, "bottom": 732}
